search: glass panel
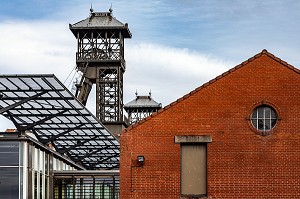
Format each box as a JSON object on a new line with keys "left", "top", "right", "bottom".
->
{"left": 265, "top": 107, "right": 271, "bottom": 118}
{"left": 258, "top": 108, "right": 264, "bottom": 118}
{"left": 271, "top": 109, "right": 277, "bottom": 119}
{"left": 45, "top": 153, "right": 49, "bottom": 175}
{"left": 252, "top": 109, "right": 257, "bottom": 118}
{"left": 57, "top": 160, "right": 61, "bottom": 171}
{"left": 39, "top": 150, "right": 44, "bottom": 174}
{"left": 19, "top": 142, "right": 24, "bottom": 166}
{"left": 0, "top": 167, "right": 19, "bottom": 199}
{"left": 271, "top": 119, "right": 277, "bottom": 128}
{"left": 0, "top": 142, "right": 19, "bottom": 166}
{"left": 258, "top": 119, "right": 264, "bottom": 130}
{"left": 53, "top": 158, "right": 56, "bottom": 171}
{"left": 251, "top": 119, "right": 257, "bottom": 129}
{"left": 264, "top": 118, "right": 271, "bottom": 130}
{"left": 34, "top": 148, "right": 39, "bottom": 171}
{"left": 64, "top": 163, "right": 67, "bottom": 171}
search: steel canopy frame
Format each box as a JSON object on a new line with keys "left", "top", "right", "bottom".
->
{"left": 0, "top": 74, "right": 119, "bottom": 169}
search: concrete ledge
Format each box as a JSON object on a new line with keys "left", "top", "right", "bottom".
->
{"left": 174, "top": 135, "right": 212, "bottom": 144}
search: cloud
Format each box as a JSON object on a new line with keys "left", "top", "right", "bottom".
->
{"left": 124, "top": 43, "right": 231, "bottom": 105}
{"left": 0, "top": 20, "right": 75, "bottom": 79}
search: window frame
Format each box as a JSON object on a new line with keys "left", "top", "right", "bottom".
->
{"left": 248, "top": 102, "right": 281, "bottom": 136}
{"left": 251, "top": 105, "right": 278, "bottom": 132}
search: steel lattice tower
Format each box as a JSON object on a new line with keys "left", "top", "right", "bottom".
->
{"left": 70, "top": 8, "right": 131, "bottom": 136}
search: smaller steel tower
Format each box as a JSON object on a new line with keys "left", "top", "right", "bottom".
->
{"left": 124, "top": 92, "right": 162, "bottom": 125}
{"left": 69, "top": 7, "right": 131, "bottom": 137}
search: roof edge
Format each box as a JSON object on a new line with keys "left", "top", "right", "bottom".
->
{"left": 121, "top": 49, "right": 300, "bottom": 134}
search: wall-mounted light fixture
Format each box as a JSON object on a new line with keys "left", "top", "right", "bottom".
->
{"left": 137, "top": 155, "right": 145, "bottom": 165}
{"left": 130, "top": 155, "right": 145, "bottom": 192}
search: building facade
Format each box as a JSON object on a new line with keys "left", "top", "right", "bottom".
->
{"left": 120, "top": 50, "right": 300, "bottom": 198}
{"left": 0, "top": 132, "right": 83, "bottom": 199}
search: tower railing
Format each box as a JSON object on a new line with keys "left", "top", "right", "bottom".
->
{"left": 76, "top": 50, "right": 123, "bottom": 62}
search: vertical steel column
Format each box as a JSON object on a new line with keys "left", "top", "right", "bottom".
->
{"left": 118, "top": 31, "right": 123, "bottom": 122}
{"left": 117, "top": 65, "right": 122, "bottom": 121}
{"left": 101, "top": 182, "right": 105, "bottom": 199}
{"left": 92, "top": 177, "right": 96, "bottom": 198}
{"left": 57, "top": 179, "right": 62, "bottom": 199}
{"left": 28, "top": 144, "right": 33, "bottom": 199}
{"left": 96, "top": 65, "right": 100, "bottom": 119}
{"left": 49, "top": 154, "right": 53, "bottom": 199}
{"left": 22, "top": 142, "right": 28, "bottom": 199}
{"left": 72, "top": 176, "right": 75, "bottom": 199}
{"left": 77, "top": 32, "right": 80, "bottom": 61}
{"left": 80, "top": 178, "right": 83, "bottom": 199}
{"left": 112, "top": 176, "right": 116, "bottom": 199}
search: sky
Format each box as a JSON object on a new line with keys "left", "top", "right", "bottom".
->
{"left": 0, "top": 0, "right": 300, "bottom": 130}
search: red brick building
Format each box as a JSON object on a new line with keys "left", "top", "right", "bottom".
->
{"left": 120, "top": 50, "right": 300, "bottom": 199}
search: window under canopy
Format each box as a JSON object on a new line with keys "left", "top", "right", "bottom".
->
{"left": 0, "top": 74, "right": 119, "bottom": 170}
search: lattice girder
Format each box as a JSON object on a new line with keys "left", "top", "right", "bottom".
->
{"left": 97, "top": 66, "right": 123, "bottom": 122}
{"left": 76, "top": 30, "right": 123, "bottom": 63}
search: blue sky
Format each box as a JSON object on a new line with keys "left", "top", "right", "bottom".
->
{"left": 2, "top": 0, "right": 300, "bottom": 60}
{"left": 0, "top": 0, "right": 300, "bottom": 130}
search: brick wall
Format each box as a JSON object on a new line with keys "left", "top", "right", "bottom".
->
{"left": 120, "top": 51, "right": 300, "bottom": 198}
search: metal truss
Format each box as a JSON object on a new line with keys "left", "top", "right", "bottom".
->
{"left": 76, "top": 30, "right": 124, "bottom": 70}
{"left": 0, "top": 74, "right": 119, "bottom": 169}
{"left": 97, "top": 66, "right": 123, "bottom": 122}
{"left": 74, "top": 29, "right": 126, "bottom": 124}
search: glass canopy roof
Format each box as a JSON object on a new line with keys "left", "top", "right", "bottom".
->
{"left": 0, "top": 74, "right": 119, "bottom": 169}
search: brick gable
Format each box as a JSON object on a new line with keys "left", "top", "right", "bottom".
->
{"left": 120, "top": 50, "right": 300, "bottom": 198}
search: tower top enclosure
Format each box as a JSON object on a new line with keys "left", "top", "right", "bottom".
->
{"left": 69, "top": 10, "right": 132, "bottom": 39}
{"left": 69, "top": 8, "right": 131, "bottom": 138}
{"left": 124, "top": 92, "right": 162, "bottom": 125}
{"left": 69, "top": 8, "right": 132, "bottom": 68}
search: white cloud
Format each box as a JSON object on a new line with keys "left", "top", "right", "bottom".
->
{"left": 124, "top": 43, "right": 231, "bottom": 105}
{"left": 0, "top": 20, "right": 75, "bottom": 79}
